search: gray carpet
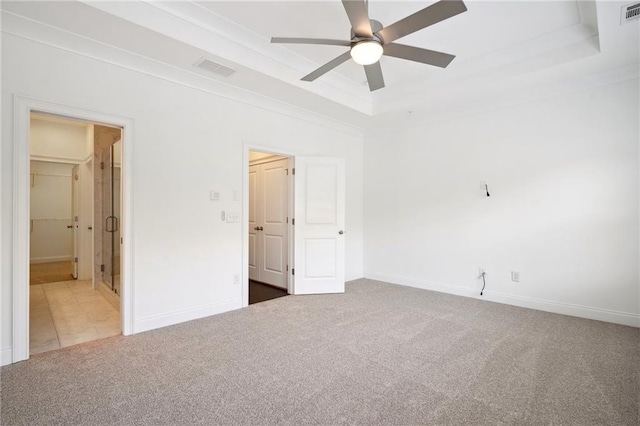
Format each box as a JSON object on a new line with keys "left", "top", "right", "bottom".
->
{"left": 1, "top": 279, "right": 638, "bottom": 425}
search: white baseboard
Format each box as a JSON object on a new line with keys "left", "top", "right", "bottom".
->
{"left": 346, "top": 272, "right": 364, "bottom": 282}
{"left": 30, "top": 256, "right": 72, "bottom": 264}
{"left": 135, "top": 299, "right": 242, "bottom": 334}
{"left": 1, "top": 347, "right": 13, "bottom": 366}
{"left": 365, "top": 272, "right": 640, "bottom": 328}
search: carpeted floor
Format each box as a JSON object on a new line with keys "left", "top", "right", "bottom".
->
{"left": 29, "top": 261, "right": 73, "bottom": 285}
{"left": 249, "top": 279, "right": 288, "bottom": 305}
{"left": 1, "top": 279, "right": 638, "bottom": 425}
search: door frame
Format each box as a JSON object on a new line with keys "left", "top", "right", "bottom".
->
{"left": 242, "top": 141, "right": 295, "bottom": 307}
{"left": 12, "top": 95, "right": 135, "bottom": 363}
{"left": 71, "top": 164, "right": 79, "bottom": 279}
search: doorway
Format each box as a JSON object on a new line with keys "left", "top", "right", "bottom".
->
{"left": 29, "top": 160, "right": 76, "bottom": 285}
{"left": 28, "top": 113, "right": 122, "bottom": 355}
{"left": 248, "top": 151, "right": 291, "bottom": 304}
{"left": 242, "top": 143, "right": 347, "bottom": 308}
{"left": 13, "top": 96, "right": 134, "bottom": 363}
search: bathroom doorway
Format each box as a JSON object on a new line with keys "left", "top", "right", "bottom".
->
{"left": 28, "top": 113, "right": 123, "bottom": 355}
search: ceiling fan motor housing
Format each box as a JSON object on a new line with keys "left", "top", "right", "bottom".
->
{"left": 350, "top": 19, "right": 384, "bottom": 43}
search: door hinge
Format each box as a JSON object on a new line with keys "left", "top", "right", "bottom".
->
{"left": 292, "top": 268, "right": 295, "bottom": 275}
{"left": 292, "top": 168, "right": 295, "bottom": 175}
{"left": 292, "top": 218, "right": 295, "bottom": 225}
{"left": 286, "top": 264, "right": 289, "bottom": 272}
{"left": 100, "top": 264, "right": 105, "bottom": 272}
{"left": 100, "top": 162, "right": 105, "bottom": 170}
{"left": 74, "top": 257, "right": 78, "bottom": 263}
{"left": 74, "top": 174, "right": 79, "bottom": 181}
{"left": 286, "top": 168, "right": 288, "bottom": 175}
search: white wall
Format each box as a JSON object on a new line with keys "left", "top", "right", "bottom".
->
{"left": 364, "top": 79, "right": 640, "bottom": 326}
{"left": 1, "top": 34, "right": 364, "bottom": 361}
{"left": 29, "top": 161, "right": 74, "bottom": 263}
{"left": 30, "top": 116, "right": 89, "bottom": 162}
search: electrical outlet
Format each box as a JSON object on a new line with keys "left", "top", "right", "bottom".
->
{"left": 233, "top": 274, "right": 240, "bottom": 285}
{"left": 511, "top": 271, "right": 520, "bottom": 282}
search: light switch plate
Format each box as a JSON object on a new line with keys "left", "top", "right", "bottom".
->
{"left": 210, "top": 191, "right": 220, "bottom": 201}
{"left": 226, "top": 212, "right": 240, "bottom": 223}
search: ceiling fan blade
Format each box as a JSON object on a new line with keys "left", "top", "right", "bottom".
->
{"left": 364, "top": 62, "right": 385, "bottom": 91}
{"left": 301, "top": 51, "right": 352, "bottom": 82}
{"left": 383, "top": 43, "right": 455, "bottom": 68}
{"left": 376, "top": 0, "right": 467, "bottom": 44}
{"left": 342, "top": 0, "right": 373, "bottom": 37}
{"left": 271, "top": 37, "right": 351, "bottom": 47}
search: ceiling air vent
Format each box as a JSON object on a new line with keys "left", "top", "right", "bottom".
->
{"left": 621, "top": 2, "right": 640, "bottom": 24}
{"left": 194, "top": 58, "right": 236, "bottom": 77}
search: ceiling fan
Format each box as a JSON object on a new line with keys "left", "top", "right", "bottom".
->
{"left": 271, "top": 0, "right": 467, "bottom": 91}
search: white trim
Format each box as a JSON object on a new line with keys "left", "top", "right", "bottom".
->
{"left": 365, "top": 272, "right": 640, "bottom": 328}
{"left": 29, "top": 155, "right": 85, "bottom": 165}
{"left": 242, "top": 142, "right": 296, "bottom": 308}
{"left": 1, "top": 348, "right": 13, "bottom": 366}
{"left": 12, "top": 95, "right": 135, "bottom": 364}
{"left": 1, "top": 13, "right": 363, "bottom": 138}
{"left": 135, "top": 299, "right": 241, "bottom": 333}
{"left": 30, "top": 256, "right": 73, "bottom": 264}
{"left": 486, "top": 290, "right": 640, "bottom": 328}
{"left": 248, "top": 155, "right": 288, "bottom": 166}
{"left": 13, "top": 96, "right": 30, "bottom": 363}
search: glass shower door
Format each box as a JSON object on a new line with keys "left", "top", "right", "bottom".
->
{"left": 102, "top": 144, "right": 120, "bottom": 294}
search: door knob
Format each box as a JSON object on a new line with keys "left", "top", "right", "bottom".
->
{"left": 339, "top": 230, "right": 344, "bottom": 235}
{"left": 88, "top": 226, "right": 93, "bottom": 230}
{"left": 259, "top": 226, "right": 264, "bottom": 231}
{"left": 254, "top": 226, "right": 259, "bottom": 231}
{"left": 67, "top": 225, "right": 73, "bottom": 229}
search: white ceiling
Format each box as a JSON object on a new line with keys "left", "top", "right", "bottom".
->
{"left": 2, "top": 1, "right": 638, "bottom": 130}
{"left": 204, "top": 1, "right": 581, "bottom": 87}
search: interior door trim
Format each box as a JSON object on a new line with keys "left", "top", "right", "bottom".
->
{"left": 242, "top": 141, "right": 295, "bottom": 308}
{"left": 10, "top": 95, "right": 135, "bottom": 364}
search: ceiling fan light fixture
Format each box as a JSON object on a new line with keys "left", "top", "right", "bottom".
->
{"left": 350, "top": 40, "right": 383, "bottom": 65}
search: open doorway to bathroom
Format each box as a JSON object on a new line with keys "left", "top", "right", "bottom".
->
{"left": 247, "top": 151, "right": 291, "bottom": 304}
{"left": 29, "top": 113, "right": 123, "bottom": 355}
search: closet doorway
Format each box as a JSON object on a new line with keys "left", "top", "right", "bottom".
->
{"left": 248, "top": 151, "right": 291, "bottom": 304}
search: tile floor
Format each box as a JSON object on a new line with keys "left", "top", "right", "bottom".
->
{"left": 30, "top": 280, "right": 121, "bottom": 355}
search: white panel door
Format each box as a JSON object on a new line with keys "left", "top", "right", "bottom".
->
{"left": 248, "top": 165, "right": 259, "bottom": 281}
{"left": 258, "top": 159, "right": 288, "bottom": 288}
{"left": 293, "top": 157, "right": 345, "bottom": 294}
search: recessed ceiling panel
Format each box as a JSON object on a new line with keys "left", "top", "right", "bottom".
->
{"left": 202, "top": 1, "right": 582, "bottom": 88}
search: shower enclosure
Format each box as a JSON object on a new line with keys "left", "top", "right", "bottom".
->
{"left": 101, "top": 142, "right": 121, "bottom": 294}
{"left": 94, "top": 124, "right": 122, "bottom": 298}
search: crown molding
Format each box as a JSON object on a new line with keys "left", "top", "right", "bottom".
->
{"left": 79, "top": 0, "right": 372, "bottom": 115}
{"left": 1, "top": 11, "right": 365, "bottom": 137}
